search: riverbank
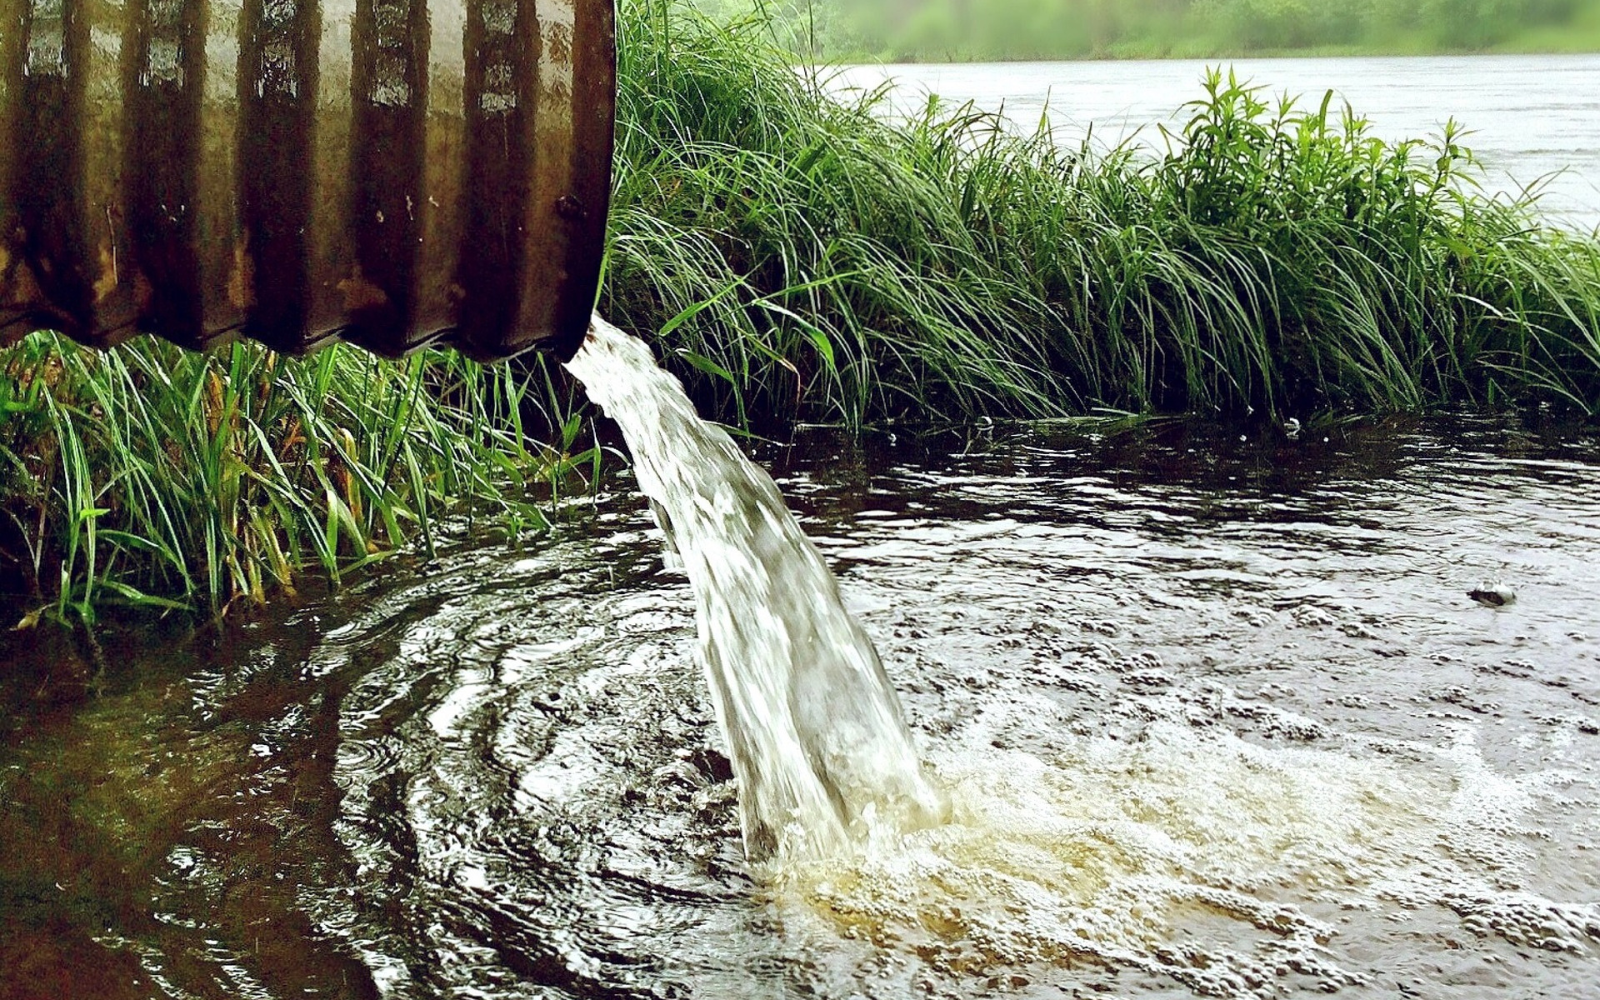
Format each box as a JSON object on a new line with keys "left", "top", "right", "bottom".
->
{"left": 0, "top": 338, "right": 598, "bottom": 619}
{"left": 826, "top": 54, "right": 1600, "bottom": 231}
{"left": 697, "top": 0, "right": 1600, "bottom": 64}
{"left": 3, "top": 0, "right": 1598, "bottom": 616}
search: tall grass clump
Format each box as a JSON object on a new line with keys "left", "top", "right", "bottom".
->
{"left": 607, "top": 0, "right": 1072, "bottom": 427}
{"left": 0, "top": 336, "right": 593, "bottom": 619}
{"left": 605, "top": 0, "right": 1600, "bottom": 425}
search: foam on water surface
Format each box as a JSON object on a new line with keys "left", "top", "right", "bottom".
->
{"left": 768, "top": 710, "right": 1597, "bottom": 996}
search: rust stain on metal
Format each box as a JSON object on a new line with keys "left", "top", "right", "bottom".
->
{"left": 227, "top": 240, "right": 256, "bottom": 312}
{"left": 337, "top": 268, "right": 391, "bottom": 314}
{"left": 93, "top": 242, "right": 118, "bottom": 303}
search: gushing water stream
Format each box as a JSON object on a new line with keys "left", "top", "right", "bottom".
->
{"left": 565, "top": 317, "right": 949, "bottom": 858}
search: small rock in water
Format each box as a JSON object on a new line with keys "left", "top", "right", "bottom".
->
{"left": 1469, "top": 585, "right": 1517, "bottom": 608}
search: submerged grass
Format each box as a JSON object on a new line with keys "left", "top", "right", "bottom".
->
{"left": 3, "top": 0, "right": 1598, "bottom": 614}
{"left": 606, "top": 0, "right": 1600, "bottom": 425}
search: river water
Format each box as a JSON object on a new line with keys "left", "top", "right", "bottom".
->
{"left": 4, "top": 413, "right": 1598, "bottom": 999}
{"left": 831, "top": 54, "right": 1600, "bottom": 230}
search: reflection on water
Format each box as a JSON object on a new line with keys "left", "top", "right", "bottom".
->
{"left": 3, "top": 416, "right": 1599, "bottom": 998}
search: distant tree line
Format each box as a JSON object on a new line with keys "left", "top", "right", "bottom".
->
{"left": 691, "top": 0, "right": 1600, "bottom": 60}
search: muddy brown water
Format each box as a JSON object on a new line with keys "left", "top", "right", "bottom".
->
{"left": 2, "top": 415, "right": 1598, "bottom": 999}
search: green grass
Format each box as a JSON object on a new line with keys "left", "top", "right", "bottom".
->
{"left": 605, "top": 2, "right": 1600, "bottom": 425}
{"left": 0, "top": 337, "right": 597, "bottom": 620}
{"left": 3, "top": 0, "right": 1598, "bottom": 616}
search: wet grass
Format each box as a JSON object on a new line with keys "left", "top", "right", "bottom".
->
{"left": 605, "top": 1, "right": 1600, "bottom": 427}
{"left": 0, "top": 337, "right": 597, "bottom": 619}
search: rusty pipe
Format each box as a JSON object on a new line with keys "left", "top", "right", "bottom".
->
{"left": 0, "top": 0, "right": 613, "bottom": 363}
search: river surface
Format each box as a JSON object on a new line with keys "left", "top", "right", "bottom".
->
{"left": 831, "top": 54, "right": 1600, "bottom": 230}
{"left": 3, "top": 416, "right": 1598, "bottom": 999}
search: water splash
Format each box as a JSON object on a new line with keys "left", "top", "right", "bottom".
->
{"left": 565, "top": 317, "right": 948, "bottom": 858}
{"left": 767, "top": 709, "right": 1599, "bottom": 997}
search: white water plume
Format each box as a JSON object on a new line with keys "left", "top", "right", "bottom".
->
{"left": 767, "top": 708, "right": 1599, "bottom": 997}
{"left": 566, "top": 317, "right": 949, "bottom": 859}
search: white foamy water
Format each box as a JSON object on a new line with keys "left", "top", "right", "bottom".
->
{"left": 565, "top": 317, "right": 948, "bottom": 858}
{"left": 769, "top": 711, "right": 1598, "bottom": 997}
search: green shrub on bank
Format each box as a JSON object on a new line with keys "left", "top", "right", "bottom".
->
{"left": 605, "top": 1, "right": 1600, "bottom": 424}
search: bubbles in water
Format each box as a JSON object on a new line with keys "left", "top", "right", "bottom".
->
{"left": 567, "top": 319, "right": 1600, "bottom": 994}
{"left": 766, "top": 696, "right": 1599, "bottom": 997}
